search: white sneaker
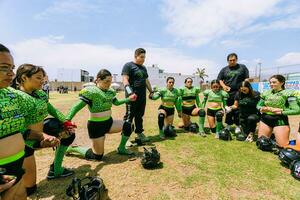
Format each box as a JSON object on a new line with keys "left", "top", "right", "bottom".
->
{"left": 126, "top": 140, "right": 133, "bottom": 147}
{"left": 245, "top": 133, "right": 254, "bottom": 142}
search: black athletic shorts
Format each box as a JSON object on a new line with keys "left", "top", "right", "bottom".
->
{"left": 158, "top": 105, "right": 175, "bottom": 117}
{"left": 182, "top": 105, "right": 196, "bottom": 115}
{"left": 87, "top": 117, "right": 113, "bottom": 139}
{"left": 24, "top": 145, "right": 35, "bottom": 158}
{"left": 260, "top": 114, "right": 289, "bottom": 128}
{"left": 207, "top": 108, "right": 223, "bottom": 117}
{"left": 0, "top": 156, "right": 25, "bottom": 185}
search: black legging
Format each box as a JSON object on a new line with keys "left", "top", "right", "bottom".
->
{"left": 225, "top": 91, "right": 240, "bottom": 125}
{"left": 123, "top": 97, "right": 146, "bottom": 134}
{"left": 239, "top": 114, "right": 259, "bottom": 135}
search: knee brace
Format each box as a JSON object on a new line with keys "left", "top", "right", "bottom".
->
{"left": 198, "top": 109, "right": 206, "bottom": 117}
{"left": 85, "top": 148, "right": 103, "bottom": 161}
{"left": 26, "top": 184, "right": 37, "bottom": 196}
{"left": 122, "top": 121, "right": 133, "bottom": 137}
{"left": 247, "top": 115, "right": 258, "bottom": 123}
{"left": 210, "top": 127, "right": 216, "bottom": 133}
{"left": 60, "top": 134, "right": 75, "bottom": 146}
{"left": 158, "top": 113, "right": 165, "bottom": 130}
{"left": 216, "top": 111, "right": 224, "bottom": 122}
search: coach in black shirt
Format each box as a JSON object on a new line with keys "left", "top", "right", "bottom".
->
{"left": 117, "top": 48, "right": 154, "bottom": 155}
{"left": 217, "top": 53, "right": 249, "bottom": 126}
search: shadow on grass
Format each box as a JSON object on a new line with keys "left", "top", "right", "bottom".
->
{"left": 31, "top": 164, "right": 112, "bottom": 200}
{"left": 31, "top": 151, "right": 140, "bottom": 200}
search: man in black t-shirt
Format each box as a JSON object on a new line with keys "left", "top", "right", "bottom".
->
{"left": 117, "top": 48, "right": 154, "bottom": 155}
{"left": 217, "top": 53, "right": 249, "bottom": 126}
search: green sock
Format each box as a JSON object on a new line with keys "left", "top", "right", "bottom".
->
{"left": 54, "top": 145, "right": 68, "bottom": 176}
{"left": 159, "top": 129, "right": 164, "bottom": 136}
{"left": 66, "top": 146, "right": 88, "bottom": 157}
{"left": 216, "top": 121, "right": 223, "bottom": 133}
{"left": 198, "top": 116, "right": 205, "bottom": 133}
{"left": 118, "top": 134, "right": 129, "bottom": 150}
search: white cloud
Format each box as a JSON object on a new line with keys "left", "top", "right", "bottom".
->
{"left": 276, "top": 52, "right": 300, "bottom": 66}
{"left": 10, "top": 36, "right": 218, "bottom": 80}
{"left": 161, "top": 0, "right": 300, "bottom": 46}
{"left": 34, "top": 0, "right": 104, "bottom": 20}
{"left": 220, "top": 39, "right": 252, "bottom": 48}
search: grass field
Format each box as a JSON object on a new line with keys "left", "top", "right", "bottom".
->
{"left": 28, "top": 92, "right": 300, "bottom": 200}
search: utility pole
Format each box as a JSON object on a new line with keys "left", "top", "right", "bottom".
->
{"left": 258, "top": 62, "right": 262, "bottom": 82}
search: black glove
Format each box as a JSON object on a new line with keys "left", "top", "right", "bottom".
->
{"left": 148, "top": 92, "right": 154, "bottom": 99}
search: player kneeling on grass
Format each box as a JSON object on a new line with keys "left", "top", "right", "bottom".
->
{"left": 150, "top": 77, "right": 182, "bottom": 139}
{"left": 14, "top": 64, "right": 75, "bottom": 196}
{"left": 42, "top": 118, "right": 77, "bottom": 179}
{"left": 65, "top": 69, "right": 137, "bottom": 160}
{"left": 179, "top": 78, "right": 206, "bottom": 136}
{"left": 283, "top": 91, "right": 300, "bottom": 151}
{"left": 256, "top": 75, "right": 300, "bottom": 151}
{"left": 226, "top": 81, "right": 260, "bottom": 142}
{"left": 202, "top": 80, "right": 228, "bottom": 138}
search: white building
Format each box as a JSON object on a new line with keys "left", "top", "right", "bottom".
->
{"left": 147, "top": 65, "right": 201, "bottom": 88}
{"left": 56, "top": 68, "right": 93, "bottom": 82}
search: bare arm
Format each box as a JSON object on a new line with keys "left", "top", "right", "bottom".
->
{"left": 122, "top": 75, "right": 130, "bottom": 86}
{"left": 146, "top": 78, "right": 153, "bottom": 93}
{"left": 231, "top": 100, "right": 239, "bottom": 110}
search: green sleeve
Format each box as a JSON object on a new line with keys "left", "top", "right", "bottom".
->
{"left": 282, "top": 97, "right": 300, "bottom": 115}
{"left": 112, "top": 97, "right": 130, "bottom": 106}
{"left": 202, "top": 97, "right": 207, "bottom": 108}
{"left": 256, "top": 99, "right": 265, "bottom": 111}
{"left": 151, "top": 91, "right": 161, "bottom": 100}
{"left": 222, "top": 99, "right": 227, "bottom": 108}
{"left": 196, "top": 94, "right": 202, "bottom": 108}
{"left": 47, "top": 103, "right": 66, "bottom": 122}
{"left": 66, "top": 100, "right": 87, "bottom": 120}
{"left": 175, "top": 97, "right": 182, "bottom": 112}
{"left": 202, "top": 90, "right": 208, "bottom": 108}
{"left": 222, "top": 91, "right": 229, "bottom": 107}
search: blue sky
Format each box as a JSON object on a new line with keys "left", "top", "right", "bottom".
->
{"left": 1, "top": 0, "right": 300, "bottom": 80}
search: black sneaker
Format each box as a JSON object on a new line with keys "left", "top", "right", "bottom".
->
{"left": 47, "top": 165, "right": 74, "bottom": 180}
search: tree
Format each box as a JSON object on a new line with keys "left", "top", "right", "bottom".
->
{"left": 195, "top": 67, "right": 208, "bottom": 84}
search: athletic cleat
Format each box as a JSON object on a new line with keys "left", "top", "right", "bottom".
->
{"left": 47, "top": 165, "right": 74, "bottom": 180}
{"left": 245, "top": 133, "right": 254, "bottom": 142}
{"left": 159, "top": 133, "right": 166, "bottom": 140}
{"left": 126, "top": 140, "right": 133, "bottom": 147}
{"left": 198, "top": 131, "right": 206, "bottom": 137}
{"left": 215, "top": 133, "right": 220, "bottom": 139}
{"left": 137, "top": 133, "right": 150, "bottom": 143}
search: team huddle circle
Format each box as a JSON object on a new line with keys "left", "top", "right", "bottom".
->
{"left": 1, "top": 45, "right": 300, "bottom": 199}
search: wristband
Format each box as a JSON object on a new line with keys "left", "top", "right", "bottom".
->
{"left": 125, "top": 85, "right": 134, "bottom": 95}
